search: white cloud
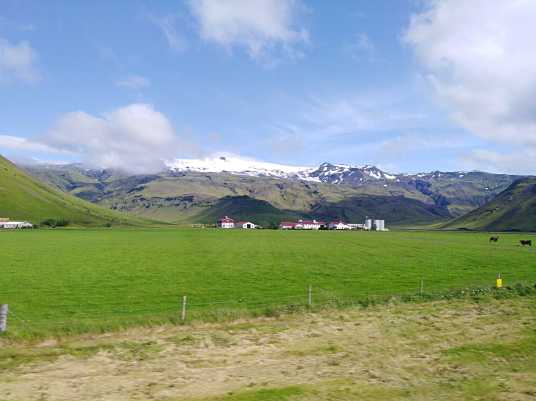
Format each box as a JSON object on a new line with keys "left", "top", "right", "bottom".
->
{"left": 39, "top": 104, "right": 182, "bottom": 173}
{"left": 149, "top": 14, "right": 187, "bottom": 52}
{"left": 0, "top": 134, "right": 58, "bottom": 153}
{"left": 115, "top": 75, "right": 151, "bottom": 90}
{"left": 290, "top": 94, "right": 428, "bottom": 138}
{"left": 189, "top": 0, "right": 308, "bottom": 61}
{"left": 462, "top": 148, "right": 536, "bottom": 175}
{"left": 404, "top": 0, "right": 536, "bottom": 152}
{"left": 0, "top": 37, "right": 39, "bottom": 82}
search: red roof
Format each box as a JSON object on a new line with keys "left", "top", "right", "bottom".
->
{"left": 280, "top": 221, "right": 298, "bottom": 226}
{"left": 301, "top": 220, "right": 326, "bottom": 225}
{"left": 218, "top": 216, "right": 234, "bottom": 223}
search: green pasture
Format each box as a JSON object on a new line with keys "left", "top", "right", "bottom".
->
{"left": 1, "top": 229, "right": 535, "bottom": 337}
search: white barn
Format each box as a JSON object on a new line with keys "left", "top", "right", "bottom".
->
{"left": 236, "top": 221, "right": 257, "bottom": 229}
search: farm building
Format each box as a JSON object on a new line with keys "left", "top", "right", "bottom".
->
{"left": 217, "top": 216, "right": 235, "bottom": 229}
{"left": 374, "top": 219, "right": 386, "bottom": 231}
{"left": 328, "top": 221, "right": 352, "bottom": 230}
{"left": 236, "top": 221, "right": 257, "bottom": 229}
{"left": 364, "top": 218, "right": 387, "bottom": 231}
{"left": 0, "top": 220, "right": 33, "bottom": 229}
{"left": 279, "top": 221, "right": 299, "bottom": 230}
{"left": 279, "top": 219, "right": 327, "bottom": 230}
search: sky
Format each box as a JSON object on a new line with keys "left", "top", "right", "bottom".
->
{"left": 1, "top": 0, "right": 535, "bottom": 174}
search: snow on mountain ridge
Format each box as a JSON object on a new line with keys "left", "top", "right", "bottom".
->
{"left": 166, "top": 155, "right": 401, "bottom": 184}
{"left": 167, "top": 155, "right": 320, "bottom": 181}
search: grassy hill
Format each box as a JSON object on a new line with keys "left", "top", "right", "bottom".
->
{"left": 0, "top": 155, "right": 150, "bottom": 227}
{"left": 443, "top": 178, "right": 536, "bottom": 231}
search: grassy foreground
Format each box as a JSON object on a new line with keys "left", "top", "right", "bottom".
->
{"left": 1, "top": 228, "right": 535, "bottom": 337}
{"left": 1, "top": 296, "right": 535, "bottom": 401}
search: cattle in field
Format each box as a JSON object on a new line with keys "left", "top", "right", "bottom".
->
{"left": 489, "top": 236, "right": 499, "bottom": 243}
{"left": 520, "top": 240, "right": 532, "bottom": 247}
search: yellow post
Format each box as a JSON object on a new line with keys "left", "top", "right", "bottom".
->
{"left": 496, "top": 274, "right": 503, "bottom": 289}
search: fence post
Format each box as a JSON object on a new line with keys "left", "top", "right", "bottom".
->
{"left": 420, "top": 279, "right": 424, "bottom": 295}
{"left": 181, "top": 296, "right": 187, "bottom": 321}
{"left": 308, "top": 285, "right": 312, "bottom": 307}
{"left": 0, "top": 304, "right": 8, "bottom": 333}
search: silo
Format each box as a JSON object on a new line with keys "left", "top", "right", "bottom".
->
{"left": 365, "top": 219, "right": 373, "bottom": 230}
{"left": 374, "top": 219, "right": 385, "bottom": 231}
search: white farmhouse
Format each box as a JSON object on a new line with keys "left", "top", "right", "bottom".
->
{"left": 328, "top": 221, "right": 352, "bottom": 230}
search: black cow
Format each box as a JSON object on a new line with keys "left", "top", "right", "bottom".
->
{"left": 520, "top": 240, "right": 532, "bottom": 247}
{"left": 489, "top": 236, "right": 499, "bottom": 243}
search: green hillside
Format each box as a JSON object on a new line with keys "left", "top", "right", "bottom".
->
{"left": 193, "top": 195, "right": 303, "bottom": 226}
{"left": 312, "top": 195, "right": 451, "bottom": 225}
{"left": 0, "top": 155, "right": 150, "bottom": 227}
{"left": 443, "top": 178, "right": 536, "bottom": 231}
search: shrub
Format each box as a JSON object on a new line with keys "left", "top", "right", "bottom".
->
{"left": 41, "top": 218, "right": 70, "bottom": 228}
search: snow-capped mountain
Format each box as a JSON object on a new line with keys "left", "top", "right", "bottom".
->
{"left": 167, "top": 155, "right": 318, "bottom": 181}
{"left": 166, "top": 156, "right": 398, "bottom": 184}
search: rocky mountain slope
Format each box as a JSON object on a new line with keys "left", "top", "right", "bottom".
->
{"left": 24, "top": 157, "right": 523, "bottom": 226}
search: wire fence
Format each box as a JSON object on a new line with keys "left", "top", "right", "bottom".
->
{"left": 2, "top": 274, "right": 536, "bottom": 338}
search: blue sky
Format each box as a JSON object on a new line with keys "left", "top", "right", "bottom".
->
{"left": 1, "top": 0, "right": 535, "bottom": 174}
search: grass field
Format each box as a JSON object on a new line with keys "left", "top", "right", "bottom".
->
{"left": 1, "top": 228, "right": 535, "bottom": 337}
{"left": 2, "top": 297, "right": 536, "bottom": 400}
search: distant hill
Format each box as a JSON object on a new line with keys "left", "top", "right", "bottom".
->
{"left": 443, "top": 178, "right": 536, "bottom": 232}
{"left": 0, "top": 155, "right": 149, "bottom": 227}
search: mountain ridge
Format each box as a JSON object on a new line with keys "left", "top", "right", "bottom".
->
{"left": 23, "top": 157, "right": 525, "bottom": 226}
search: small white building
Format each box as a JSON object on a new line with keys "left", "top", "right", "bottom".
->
{"left": 217, "top": 216, "right": 235, "bottom": 229}
{"left": 328, "top": 221, "right": 352, "bottom": 230}
{"left": 347, "top": 223, "right": 364, "bottom": 230}
{"left": 236, "top": 221, "right": 257, "bottom": 229}
{"left": 0, "top": 221, "right": 33, "bottom": 229}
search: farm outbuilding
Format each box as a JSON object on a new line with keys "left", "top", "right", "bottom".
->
{"left": 217, "top": 216, "right": 235, "bottom": 229}
{"left": 328, "top": 221, "right": 352, "bottom": 230}
{"left": 0, "top": 221, "right": 33, "bottom": 229}
{"left": 236, "top": 221, "right": 257, "bottom": 229}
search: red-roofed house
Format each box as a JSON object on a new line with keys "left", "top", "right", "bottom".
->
{"left": 299, "top": 219, "right": 326, "bottom": 230}
{"left": 217, "top": 216, "right": 235, "bottom": 229}
{"left": 279, "top": 221, "right": 299, "bottom": 229}
{"left": 279, "top": 219, "right": 326, "bottom": 230}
